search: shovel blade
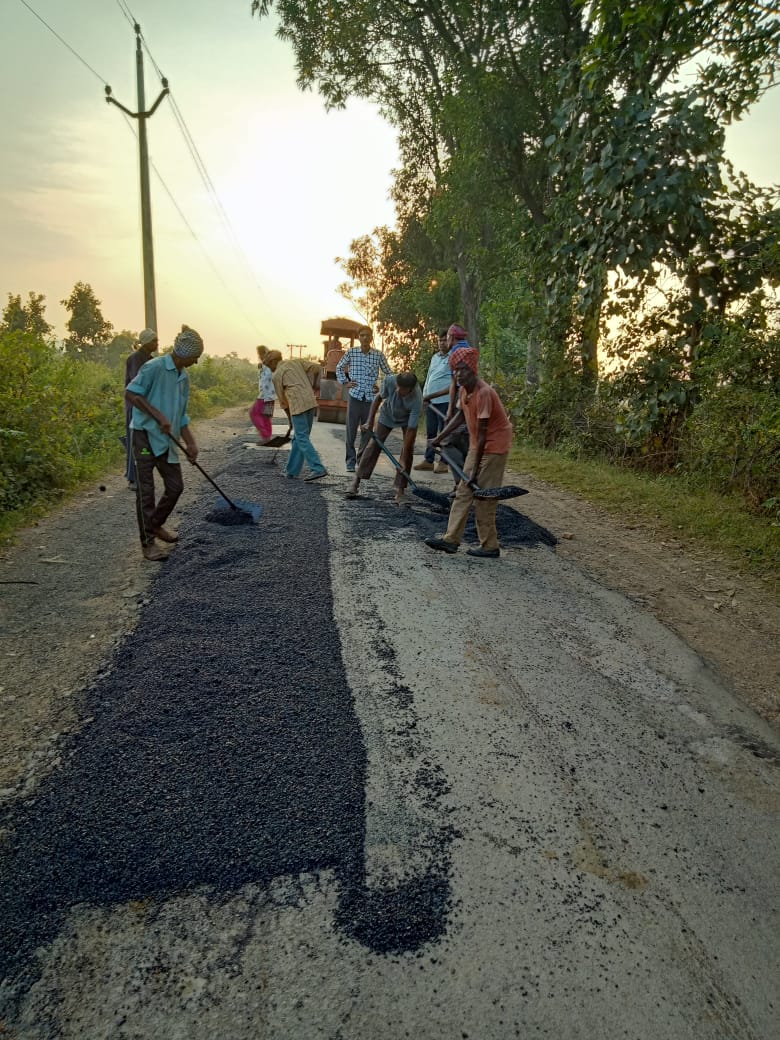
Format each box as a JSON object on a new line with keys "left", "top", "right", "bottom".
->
{"left": 473, "top": 485, "right": 529, "bottom": 501}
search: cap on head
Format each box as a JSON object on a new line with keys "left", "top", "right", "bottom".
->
{"left": 449, "top": 346, "right": 479, "bottom": 373}
{"left": 447, "top": 323, "right": 468, "bottom": 341}
{"left": 173, "top": 325, "right": 204, "bottom": 359}
{"left": 264, "top": 349, "right": 283, "bottom": 365}
{"left": 138, "top": 328, "right": 157, "bottom": 347}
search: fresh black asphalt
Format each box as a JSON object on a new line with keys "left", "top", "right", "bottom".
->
{"left": 1, "top": 440, "right": 555, "bottom": 998}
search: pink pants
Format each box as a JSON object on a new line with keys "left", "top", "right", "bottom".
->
{"left": 249, "top": 399, "right": 273, "bottom": 440}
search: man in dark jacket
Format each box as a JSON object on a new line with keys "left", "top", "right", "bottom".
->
{"left": 124, "top": 328, "right": 158, "bottom": 489}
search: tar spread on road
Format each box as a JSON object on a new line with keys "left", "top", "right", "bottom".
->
{"left": 0, "top": 451, "right": 463, "bottom": 997}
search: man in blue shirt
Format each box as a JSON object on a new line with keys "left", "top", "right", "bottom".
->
{"left": 125, "top": 325, "right": 203, "bottom": 561}
{"left": 415, "top": 327, "right": 452, "bottom": 471}
{"left": 335, "top": 325, "right": 391, "bottom": 472}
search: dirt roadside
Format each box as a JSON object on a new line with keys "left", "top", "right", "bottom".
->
{"left": 1, "top": 405, "right": 778, "bottom": 799}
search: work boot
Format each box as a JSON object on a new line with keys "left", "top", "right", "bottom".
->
{"left": 424, "top": 537, "right": 458, "bottom": 554}
{"left": 413, "top": 460, "right": 434, "bottom": 471}
{"left": 466, "top": 546, "right": 501, "bottom": 558}
{"left": 142, "top": 542, "right": 168, "bottom": 562}
{"left": 434, "top": 461, "right": 449, "bottom": 473}
{"left": 153, "top": 526, "right": 179, "bottom": 543}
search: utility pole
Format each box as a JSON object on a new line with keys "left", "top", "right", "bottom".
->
{"left": 105, "top": 24, "right": 169, "bottom": 332}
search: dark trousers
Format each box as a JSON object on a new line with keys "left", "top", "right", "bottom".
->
{"left": 424, "top": 402, "right": 448, "bottom": 462}
{"left": 345, "top": 395, "right": 372, "bottom": 467}
{"left": 132, "top": 430, "right": 184, "bottom": 546}
{"left": 124, "top": 411, "right": 137, "bottom": 485}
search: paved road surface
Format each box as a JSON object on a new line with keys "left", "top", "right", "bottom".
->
{"left": 1, "top": 415, "right": 778, "bottom": 1039}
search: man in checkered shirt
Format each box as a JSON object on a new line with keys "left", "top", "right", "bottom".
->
{"left": 335, "top": 326, "right": 392, "bottom": 471}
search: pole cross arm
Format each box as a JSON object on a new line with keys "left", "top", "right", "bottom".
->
{"left": 105, "top": 84, "right": 169, "bottom": 119}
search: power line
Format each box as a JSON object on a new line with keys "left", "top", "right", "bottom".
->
{"left": 114, "top": 0, "right": 135, "bottom": 30}
{"left": 18, "top": 0, "right": 290, "bottom": 343}
{"left": 118, "top": 114, "right": 264, "bottom": 337}
{"left": 134, "top": 32, "right": 276, "bottom": 316}
{"left": 17, "top": 0, "right": 108, "bottom": 86}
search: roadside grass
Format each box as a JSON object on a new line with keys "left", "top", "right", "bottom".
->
{"left": 509, "top": 443, "right": 779, "bottom": 588}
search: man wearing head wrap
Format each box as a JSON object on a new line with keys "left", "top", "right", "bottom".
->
{"left": 424, "top": 345, "right": 513, "bottom": 559}
{"left": 264, "top": 351, "right": 328, "bottom": 481}
{"left": 123, "top": 328, "right": 159, "bottom": 489}
{"left": 125, "top": 325, "right": 204, "bottom": 561}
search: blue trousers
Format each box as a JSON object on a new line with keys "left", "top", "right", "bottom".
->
{"left": 286, "top": 409, "right": 325, "bottom": 477}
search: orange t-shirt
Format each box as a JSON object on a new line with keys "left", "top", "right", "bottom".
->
{"left": 459, "top": 380, "right": 513, "bottom": 454}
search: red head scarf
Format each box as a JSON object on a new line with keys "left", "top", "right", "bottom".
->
{"left": 449, "top": 346, "right": 479, "bottom": 373}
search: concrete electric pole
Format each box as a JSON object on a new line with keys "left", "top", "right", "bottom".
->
{"left": 105, "top": 23, "right": 169, "bottom": 332}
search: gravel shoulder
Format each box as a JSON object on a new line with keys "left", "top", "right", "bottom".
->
{"left": 1, "top": 405, "right": 778, "bottom": 801}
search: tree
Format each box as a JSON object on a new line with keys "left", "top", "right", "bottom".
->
{"left": 105, "top": 331, "right": 137, "bottom": 371}
{"left": 252, "top": 0, "right": 582, "bottom": 356}
{"left": 1, "top": 292, "right": 53, "bottom": 340}
{"left": 60, "top": 282, "right": 114, "bottom": 362}
{"left": 545, "top": 0, "right": 780, "bottom": 384}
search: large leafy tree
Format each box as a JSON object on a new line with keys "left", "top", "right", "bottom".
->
{"left": 547, "top": 0, "right": 780, "bottom": 383}
{"left": 60, "top": 282, "right": 114, "bottom": 362}
{"left": 1, "top": 292, "right": 53, "bottom": 340}
{"left": 252, "top": 1, "right": 583, "bottom": 355}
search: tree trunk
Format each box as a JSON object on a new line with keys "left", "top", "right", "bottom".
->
{"left": 525, "top": 332, "right": 540, "bottom": 390}
{"left": 580, "top": 281, "right": 605, "bottom": 389}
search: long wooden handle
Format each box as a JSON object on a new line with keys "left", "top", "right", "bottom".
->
{"left": 166, "top": 433, "right": 241, "bottom": 511}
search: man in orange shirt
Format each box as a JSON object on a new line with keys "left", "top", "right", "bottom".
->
{"left": 424, "top": 346, "right": 513, "bottom": 558}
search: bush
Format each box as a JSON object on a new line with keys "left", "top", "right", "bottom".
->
{"left": 0, "top": 331, "right": 123, "bottom": 513}
{"left": 680, "top": 386, "right": 780, "bottom": 513}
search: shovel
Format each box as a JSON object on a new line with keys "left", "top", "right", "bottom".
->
{"left": 435, "top": 446, "right": 528, "bottom": 502}
{"left": 167, "top": 433, "right": 262, "bottom": 524}
{"left": 360, "top": 430, "right": 451, "bottom": 511}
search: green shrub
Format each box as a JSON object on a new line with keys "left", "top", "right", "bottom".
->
{"left": 0, "top": 331, "right": 123, "bottom": 514}
{"left": 0, "top": 335, "right": 256, "bottom": 532}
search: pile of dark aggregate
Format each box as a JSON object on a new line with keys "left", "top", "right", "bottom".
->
{"left": 347, "top": 487, "right": 558, "bottom": 549}
{"left": 0, "top": 449, "right": 451, "bottom": 997}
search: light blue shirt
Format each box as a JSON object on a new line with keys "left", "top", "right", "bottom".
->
{"left": 127, "top": 354, "right": 191, "bottom": 462}
{"left": 422, "top": 348, "right": 453, "bottom": 404}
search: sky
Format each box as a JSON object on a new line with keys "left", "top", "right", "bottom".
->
{"left": 2, "top": 1, "right": 779, "bottom": 362}
{"left": 2, "top": 0, "right": 399, "bottom": 359}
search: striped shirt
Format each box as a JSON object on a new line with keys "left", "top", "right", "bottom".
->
{"left": 335, "top": 347, "right": 391, "bottom": 401}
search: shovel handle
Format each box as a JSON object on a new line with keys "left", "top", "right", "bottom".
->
{"left": 166, "top": 432, "right": 241, "bottom": 511}
{"left": 367, "top": 429, "right": 421, "bottom": 491}
{"left": 435, "top": 447, "right": 479, "bottom": 490}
